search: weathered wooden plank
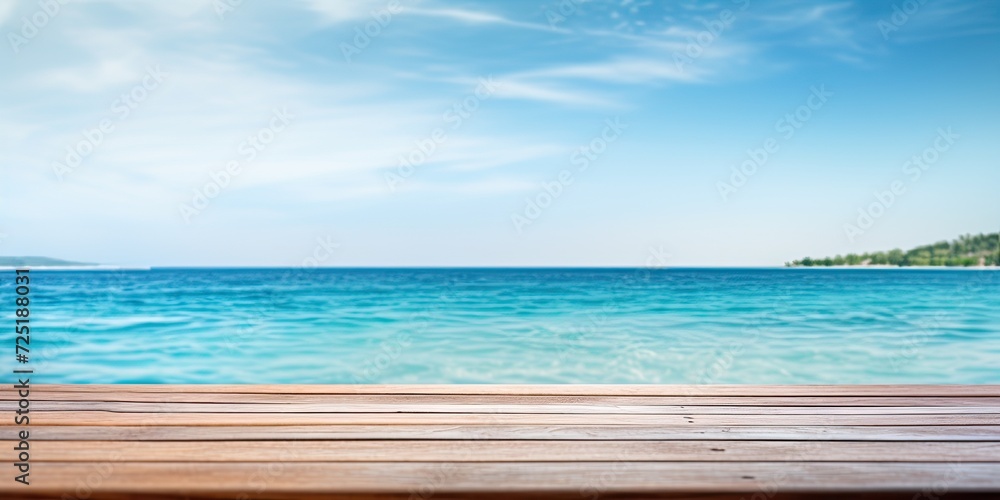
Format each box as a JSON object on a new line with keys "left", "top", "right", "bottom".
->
{"left": 11, "top": 401, "right": 1000, "bottom": 414}
{"left": 5, "top": 425, "right": 1000, "bottom": 441}
{"left": 10, "top": 391, "right": 1000, "bottom": 407}
{"left": 20, "top": 440, "right": 1000, "bottom": 462}
{"left": 6, "top": 384, "right": 999, "bottom": 497}
{"left": 2, "top": 490, "right": 986, "bottom": 500}
{"left": 23, "top": 411, "right": 1000, "bottom": 426}
{"left": 5, "top": 462, "right": 998, "bottom": 493}
{"left": 14, "top": 384, "right": 1000, "bottom": 397}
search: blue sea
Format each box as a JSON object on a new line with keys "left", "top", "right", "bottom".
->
{"left": 8, "top": 268, "right": 1000, "bottom": 384}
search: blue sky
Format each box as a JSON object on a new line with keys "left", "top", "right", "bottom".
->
{"left": 0, "top": 0, "right": 997, "bottom": 266}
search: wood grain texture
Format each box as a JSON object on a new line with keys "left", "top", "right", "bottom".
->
{"left": 20, "top": 440, "right": 1000, "bottom": 462}
{"left": 6, "top": 462, "right": 1000, "bottom": 493}
{"left": 11, "top": 401, "right": 1000, "bottom": 414}
{"left": 3, "top": 384, "right": 999, "bottom": 499}
{"left": 13, "top": 384, "right": 1000, "bottom": 396}
{"left": 22, "top": 410, "right": 1000, "bottom": 426}
{"left": 5, "top": 424, "right": 1000, "bottom": 441}
{"left": 7, "top": 391, "right": 1000, "bottom": 406}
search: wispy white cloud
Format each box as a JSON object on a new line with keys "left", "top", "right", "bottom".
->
{"left": 757, "top": 2, "right": 853, "bottom": 25}
{"left": 301, "top": 0, "right": 398, "bottom": 23}
{"left": 398, "top": 72, "right": 618, "bottom": 107}
{"left": 407, "top": 6, "right": 568, "bottom": 33}
{"left": 401, "top": 177, "right": 537, "bottom": 195}
{"left": 880, "top": 0, "right": 1000, "bottom": 43}
{"left": 6, "top": 0, "right": 997, "bottom": 266}
{"left": 0, "top": 0, "right": 16, "bottom": 26}
{"left": 301, "top": 0, "right": 566, "bottom": 32}
{"left": 103, "top": 0, "right": 216, "bottom": 18}
{"left": 489, "top": 78, "right": 615, "bottom": 106}
{"left": 284, "top": 175, "right": 536, "bottom": 204}
{"left": 4, "top": 32, "right": 561, "bottom": 213}
{"left": 438, "top": 143, "right": 566, "bottom": 172}
{"left": 515, "top": 58, "right": 705, "bottom": 84}
{"left": 29, "top": 56, "right": 146, "bottom": 93}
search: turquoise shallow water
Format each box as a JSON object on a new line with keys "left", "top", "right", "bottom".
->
{"left": 8, "top": 268, "right": 1000, "bottom": 384}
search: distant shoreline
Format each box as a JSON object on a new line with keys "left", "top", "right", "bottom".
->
{"left": 784, "top": 265, "right": 999, "bottom": 270}
{"left": 0, "top": 265, "right": 151, "bottom": 271}
{"left": 0, "top": 265, "right": 995, "bottom": 271}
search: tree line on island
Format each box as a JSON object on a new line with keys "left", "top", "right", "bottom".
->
{"left": 0, "top": 256, "right": 94, "bottom": 267}
{"left": 787, "top": 232, "right": 1000, "bottom": 267}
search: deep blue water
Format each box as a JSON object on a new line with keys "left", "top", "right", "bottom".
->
{"left": 6, "top": 268, "right": 1000, "bottom": 383}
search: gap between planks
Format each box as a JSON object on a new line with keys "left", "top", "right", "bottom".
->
{"left": 15, "top": 384, "right": 1000, "bottom": 397}
{"left": 7, "top": 424, "right": 1000, "bottom": 442}
{"left": 9, "top": 401, "right": 1000, "bottom": 414}
{"left": 7, "top": 392, "right": 1000, "bottom": 407}
{"left": 14, "top": 440, "right": 1000, "bottom": 462}
{"left": 6, "top": 462, "right": 1000, "bottom": 492}
{"left": 4, "top": 425, "right": 1000, "bottom": 441}
{"left": 19, "top": 411, "right": 1000, "bottom": 426}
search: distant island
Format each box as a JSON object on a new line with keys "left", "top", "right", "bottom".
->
{"left": 0, "top": 256, "right": 95, "bottom": 267}
{"left": 0, "top": 256, "right": 149, "bottom": 270}
{"left": 787, "top": 232, "right": 1000, "bottom": 267}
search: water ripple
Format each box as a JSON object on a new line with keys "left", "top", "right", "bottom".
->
{"left": 9, "top": 268, "right": 1000, "bottom": 384}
